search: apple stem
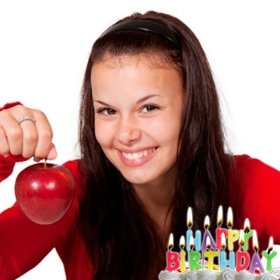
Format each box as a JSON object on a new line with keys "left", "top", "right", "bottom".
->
{"left": 44, "top": 159, "right": 47, "bottom": 168}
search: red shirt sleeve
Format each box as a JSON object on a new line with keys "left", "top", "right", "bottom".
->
{"left": 0, "top": 101, "right": 25, "bottom": 182}
{"left": 0, "top": 102, "right": 22, "bottom": 111}
{"left": 230, "top": 155, "right": 280, "bottom": 250}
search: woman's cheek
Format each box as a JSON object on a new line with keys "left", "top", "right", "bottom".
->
{"left": 95, "top": 120, "right": 114, "bottom": 147}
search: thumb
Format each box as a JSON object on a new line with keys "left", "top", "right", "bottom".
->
{"left": 46, "top": 143, "right": 57, "bottom": 160}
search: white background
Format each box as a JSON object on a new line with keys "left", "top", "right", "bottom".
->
{"left": 0, "top": 0, "right": 280, "bottom": 279}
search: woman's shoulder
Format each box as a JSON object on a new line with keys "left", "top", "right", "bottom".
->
{"left": 230, "top": 154, "right": 280, "bottom": 246}
{"left": 232, "top": 154, "right": 280, "bottom": 185}
{"left": 62, "top": 159, "right": 86, "bottom": 199}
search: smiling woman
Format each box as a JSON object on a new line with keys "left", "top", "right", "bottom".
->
{"left": 0, "top": 7, "right": 280, "bottom": 280}
{"left": 92, "top": 54, "right": 184, "bottom": 187}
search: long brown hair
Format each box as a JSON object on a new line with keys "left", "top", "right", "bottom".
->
{"left": 79, "top": 11, "right": 232, "bottom": 279}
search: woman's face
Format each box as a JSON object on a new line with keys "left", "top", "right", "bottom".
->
{"left": 91, "top": 54, "right": 184, "bottom": 187}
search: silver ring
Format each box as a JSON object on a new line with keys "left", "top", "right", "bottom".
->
{"left": 18, "top": 116, "right": 36, "bottom": 125}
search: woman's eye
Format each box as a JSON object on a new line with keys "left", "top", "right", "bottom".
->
{"left": 97, "top": 108, "right": 116, "bottom": 115}
{"left": 142, "top": 105, "right": 160, "bottom": 113}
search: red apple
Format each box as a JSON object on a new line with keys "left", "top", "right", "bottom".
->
{"left": 15, "top": 163, "right": 75, "bottom": 225}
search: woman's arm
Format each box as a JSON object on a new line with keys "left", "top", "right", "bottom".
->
{"left": 0, "top": 103, "right": 65, "bottom": 278}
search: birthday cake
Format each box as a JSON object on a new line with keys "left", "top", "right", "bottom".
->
{"left": 158, "top": 206, "right": 280, "bottom": 280}
{"left": 158, "top": 267, "right": 280, "bottom": 279}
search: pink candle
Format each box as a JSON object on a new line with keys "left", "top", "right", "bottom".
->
{"left": 165, "top": 233, "right": 180, "bottom": 271}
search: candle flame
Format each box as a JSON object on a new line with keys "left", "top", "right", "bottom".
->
{"left": 227, "top": 207, "right": 233, "bottom": 228}
{"left": 179, "top": 235, "right": 185, "bottom": 248}
{"left": 204, "top": 215, "right": 210, "bottom": 229}
{"left": 190, "top": 235, "right": 195, "bottom": 250}
{"left": 253, "top": 230, "right": 259, "bottom": 251}
{"left": 168, "top": 233, "right": 174, "bottom": 249}
{"left": 239, "top": 230, "right": 245, "bottom": 247}
{"left": 187, "top": 207, "right": 193, "bottom": 228}
{"left": 268, "top": 236, "right": 274, "bottom": 253}
{"left": 221, "top": 232, "right": 226, "bottom": 249}
{"left": 206, "top": 236, "right": 211, "bottom": 249}
{"left": 217, "top": 205, "right": 223, "bottom": 226}
{"left": 244, "top": 218, "right": 251, "bottom": 233}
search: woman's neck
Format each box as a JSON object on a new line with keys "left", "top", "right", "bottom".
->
{"left": 132, "top": 170, "right": 176, "bottom": 235}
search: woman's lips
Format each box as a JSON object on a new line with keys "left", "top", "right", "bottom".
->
{"left": 119, "top": 147, "right": 158, "bottom": 167}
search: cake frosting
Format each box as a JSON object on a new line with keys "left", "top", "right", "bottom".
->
{"left": 158, "top": 268, "right": 280, "bottom": 280}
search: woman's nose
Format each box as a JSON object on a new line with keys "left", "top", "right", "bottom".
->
{"left": 116, "top": 117, "right": 141, "bottom": 145}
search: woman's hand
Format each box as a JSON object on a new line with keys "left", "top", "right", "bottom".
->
{"left": 0, "top": 104, "right": 57, "bottom": 160}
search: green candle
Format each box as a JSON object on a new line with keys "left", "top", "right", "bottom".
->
{"left": 243, "top": 218, "right": 253, "bottom": 251}
{"left": 261, "top": 237, "right": 278, "bottom": 272}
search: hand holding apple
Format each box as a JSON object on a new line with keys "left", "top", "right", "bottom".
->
{"left": 15, "top": 162, "right": 75, "bottom": 225}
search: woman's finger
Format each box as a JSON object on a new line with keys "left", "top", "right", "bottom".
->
{"left": 0, "top": 125, "right": 10, "bottom": 156}
{"left": 32, "top": 109, "right": 54, "bottom": 160}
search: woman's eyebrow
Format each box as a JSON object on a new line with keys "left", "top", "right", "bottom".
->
{"left": 136, "top": 94, "right": 161, "bottom": 104}
{"left": 93, "top": 94, "right": 161, "bottom": 106}
{"left": 93, "top": 100, "right": 111, "bottom": 106}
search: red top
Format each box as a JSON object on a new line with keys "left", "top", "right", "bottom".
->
{"left": 0, "top": 154, "right": 280, "bottom": 279}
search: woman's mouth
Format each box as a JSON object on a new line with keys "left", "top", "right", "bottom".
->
{"left": 119, "top": 147, "right": 158, "bottom": 167}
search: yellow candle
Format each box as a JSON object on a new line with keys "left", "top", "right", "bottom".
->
{"left": 179, "top": 235, "right": 186, "bottom": 272}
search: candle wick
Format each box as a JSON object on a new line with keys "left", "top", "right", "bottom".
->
{"left": 268, "top": 248, "right": 272, "bottom": 254}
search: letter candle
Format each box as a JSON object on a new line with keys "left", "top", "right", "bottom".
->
{"left": 220, "top": 234, "right": 235, "bottom": 271}
{"left": 261, "top": 236, "right": 278, "bottom": 272}
{"left": 227, "top": 207, "right": 239, "bottom": 251}
{"left": 204, "top": 236, "right": 219, "bottom": 270}
{"left": 186, "top": 207, "right": 201, "bottom": 251}
{"left": 216, "top": 205, "right": 228, "bottom": 249}
{"left": 243, "top": 218, "right": 253, "bottom": 251}
{"left": 220, "top": 232, "right": 235, "bottom": 270}
{"left": 236, "top": 230, "right": 250, "bottom": 271}
{"left": 179, "top": 235, "right": 186, "bottom": 272}
{"left": 166, "top": 233, "right": 180, "bottom": 271}
{"left": 189, "top": 235, "right": 203, "bottom": 271}
{"left": 201, "top": 215, "right": 217, "bottom": 251}
{"left": 249, "top": 230, "right": 265, "bottom": 273}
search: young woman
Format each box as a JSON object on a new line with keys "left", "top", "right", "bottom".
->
{"left": 0, "top": 11, "right": 279, "bottom": 280}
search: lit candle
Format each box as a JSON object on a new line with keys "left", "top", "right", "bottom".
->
{"left": 227, "top": 207, "right": 239, "bottom": 251}
{"left": 221, "top": 233, "right": 226, "bottom": 251}
{"left": 189, "top": 235, "right": 203, "bottom": 271}
{"left": 165, "top": 233, "right": 180, "bottom": 271}
{"left": 261, "top": 236, "right": 278, "bottom": 272}
{"left": 243, "top": 218, "right": 253, "bottom": 251}
{"left": 227, "top": 207, "right": 233, "bottom": 229}
{"left": 186, "top": 207, "right": 201, "bottom": 251}
{"left": 179, "top": 235, "right": 186, "bottom": 272}
{"left": 220, "top": 230, "right": 235, "bottom": 271}
{"left": 201, "top": 215, "right": 217, "bottom": 251}
{"left": 249, "top": 230, "right": 265, "bottom": 273}
{"left": 236, "top": 230, "right": 250, "bottom": 271}
{"left": 216, "top": 206, "right": 228, "bottom": 249}
{"left": 204, "top": 236, "right": 219, "bottom": 270}
{"left": 217, "top": 205, "right": 223, "bottom": 227}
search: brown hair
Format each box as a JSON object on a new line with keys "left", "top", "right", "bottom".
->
{"left": 79, "top": 11, "right": 232, "bottom": 279}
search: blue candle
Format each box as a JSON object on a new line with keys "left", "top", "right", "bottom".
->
{"left": 220, "top": 251, "right": 235, "bottom": 271}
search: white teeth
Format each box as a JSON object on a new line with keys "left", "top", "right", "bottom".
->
{"left": 122, "top": 147, "right": 156, "bottom": 160}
